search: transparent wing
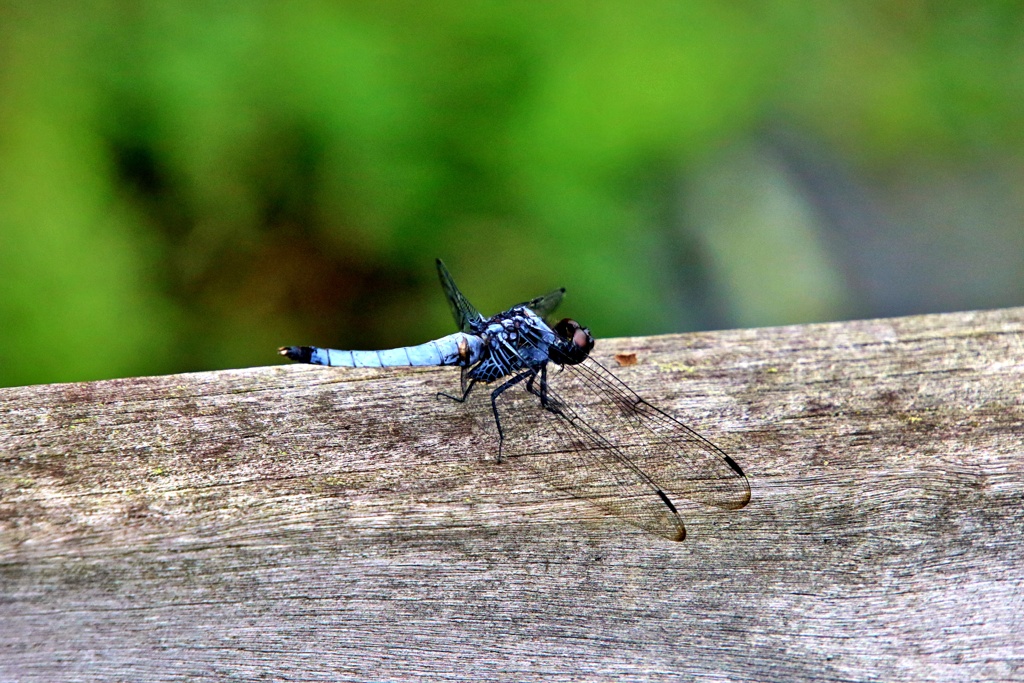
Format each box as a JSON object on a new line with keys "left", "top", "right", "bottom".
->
{"left": 489, "top": 325, "right": 750, "bottom": 539}
{"left": 516, "top": 289, "right": 565, "bottom": 319}
{"left": 436, "top": 259, "right": 486, "bottom": 333}
{"left": 550, "top": 357, "right": 751, "bottom": 511}
{"left": 494, "top": 371, "right": 687, "bottom": 541}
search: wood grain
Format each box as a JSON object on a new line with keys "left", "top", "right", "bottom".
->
{"left": 2, "top": 307, "right": 1023, "bottom": 682}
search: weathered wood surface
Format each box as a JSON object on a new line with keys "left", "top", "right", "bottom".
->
{"left": 1, "top": 308, "right": 1023, "bottom": 682}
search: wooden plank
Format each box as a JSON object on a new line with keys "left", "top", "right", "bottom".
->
{"left": 1, "top": 307, "right": 1023, "bottom": 682}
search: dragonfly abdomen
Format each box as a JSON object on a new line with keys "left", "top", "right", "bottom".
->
{"left": 279, "top": 332, "right": 483, "bottom": 368}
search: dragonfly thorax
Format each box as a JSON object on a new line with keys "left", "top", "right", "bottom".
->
{"left": 479, "top": 308, "right": 556, "bottom": 371}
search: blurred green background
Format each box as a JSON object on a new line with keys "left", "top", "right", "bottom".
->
{"left": 1, "top": 2, "right": 1022, "bottom": 387}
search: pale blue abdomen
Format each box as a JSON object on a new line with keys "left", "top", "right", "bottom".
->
{"left": 280, "top": 332, "right": 484, "bottom": 368}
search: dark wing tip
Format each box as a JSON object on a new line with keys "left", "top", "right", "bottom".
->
{"left": 717, "top": 477, "right": 752, "bottom": 510}
{"left": 730, "top": 486, "right": 752, "bottom": 510}
{"left": 720, "top": 454, "right": 752, "bottom": 509}
{"left": 656, "top": 490, "right": 686, "bottom": 541}
{"left": 657, "top": 489, "right": 679, "bottom": 514}
{"left": 722, "top": 454, "right": 745, "bottom": 477}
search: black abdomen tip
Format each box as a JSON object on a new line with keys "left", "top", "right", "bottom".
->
{"left": 279, "top": 346, "right": 313, "bottom": 363}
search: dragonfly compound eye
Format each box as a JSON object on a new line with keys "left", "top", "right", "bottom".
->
{"left": 555, "top": 318, "right": 594, "bottom": 354}
{"left": 573, "top": 326, "right": 594, "bottom": 353}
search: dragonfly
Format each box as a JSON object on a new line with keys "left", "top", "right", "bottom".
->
{"left": 280, "top": 259, "right": 750, "bottom": 541}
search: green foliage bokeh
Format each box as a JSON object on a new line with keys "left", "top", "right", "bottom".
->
{"left": 0, "top": 2, "right": 1020, "bottom": 386}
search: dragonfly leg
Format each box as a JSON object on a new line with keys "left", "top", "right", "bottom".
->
{"left": 489, "top": 370, "right": 534, "bottom": 462}
{"left": 525, "top": 363, "right": 556, "bottom": 412}
{"left": 436, "top": 385, "right": 475, "bottom": 405}
{"left": 437, "top": 377, "right": 479, "bottom": 404}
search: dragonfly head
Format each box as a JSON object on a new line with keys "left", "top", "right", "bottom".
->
{"left": 552, "top": 318, "right": 594, "bottom": 365}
